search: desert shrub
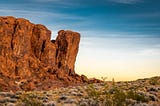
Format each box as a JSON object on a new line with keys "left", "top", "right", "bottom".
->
{"left": 101, "top": 77, "right": 108, "bottom": 82}
{"left": 17, "top": 92, "right": 43, "bottom": 106}
{"left": 102, "top": 93, "right": 112, "bottom": 106}
{"left": 127, "top": 90, "right": 149, "bottom": 103}
{"left": 112, "top": 87, "right": 126, "bottom": 106}
{"left": 112, "top": 78, "right": 115, "bottom": 86}
{"left": 87, "top": 84, "right": 101, "bottom": 100}
{"left": 87, "top": 86, "right": 128, "bottom": 106}
{"left": 87, "top": 84, "right": 110, "bottom": 105}
{"left": 85, "top": 77, "right": 152, "bottom": 106}
{"left": 86, "top": 78, "right": 129, "bottom": 106}
{"left": 149, "top": 77, "right": 159, "bottom": 85}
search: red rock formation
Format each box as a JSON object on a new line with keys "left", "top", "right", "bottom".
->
{"left": 0, "top": 16, "right": 88, "bottom": 91}
{"left": 55, "top": 30, "right": 80, "bottom": 76}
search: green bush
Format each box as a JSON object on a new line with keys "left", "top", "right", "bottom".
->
{"left": 86, "top": 79, "right": 129, "bottom": 106}
{"left": 17, "top": 93, "right": 43, "bottom": 106}
{"left": 127, "top": 90, "right": 149, "bottom": 103}
{"left": 85, "top": 77, "right": 154, "bottom": 106}
{"left": 149, "top": 77, "right": 159, "bottom": 85}
{"left": 87, "top": 84, "right": 101, "bottom": 100}
{"left": 112, "top": 87, "right": 126, "bottom": 106}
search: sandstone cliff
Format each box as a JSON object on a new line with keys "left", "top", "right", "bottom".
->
{"left": 0, "top": 16, "right": 89, "bottom": 91}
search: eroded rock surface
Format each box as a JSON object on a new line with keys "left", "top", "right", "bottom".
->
{"left": 0, "top": 16, "right": 88, "bottom": 91}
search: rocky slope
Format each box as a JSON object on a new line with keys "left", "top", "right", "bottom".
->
{"left": 0, "top": 16, "right": 97, "bottom": 91}
{"left": 0, "top": 76, "right": 159, "bottom": 106}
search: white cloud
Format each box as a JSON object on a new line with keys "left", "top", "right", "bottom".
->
{"left": 123, "top": 12, "right": 160, "bottom": 18}
{"left": 138, "top": 48, "right": 160, "bottom": 56}
{"left": 0, "top": 9, "right": 84, "bottom": 24}
{"left": 0, "top": 9, "right": 83, "bottom": 19}
{"left": 30, "top": 0, "right": 66, "bottom": 2}
{"left": 109, "top": 0, "right": 143, "bottom": 4}
{"left": 154, "top": 44, "right": 160, "bottom": 48}
{"left": 33, "top": 0, "right": 59, "bottom": 2}
{"left": 79, "top": 37, "right": 160, "bottom": 57}
{"left": 27, "top": 0, "right": 84, "bottom": 8}
{"left": 0, "top": 9, "right": 59, "bottom": 17}
{"left": 0, "top": 8, "right": 85, "bottom": 39}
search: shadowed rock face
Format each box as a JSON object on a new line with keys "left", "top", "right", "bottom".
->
{"left": 56, "top": 30, "right": 80, "bottom": 76}
{"left": 0, "top": 16, "right": 87, "bottom": 91}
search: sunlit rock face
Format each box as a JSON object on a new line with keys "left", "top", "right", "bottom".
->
{"left": 0, "top": 16, "right": 87, "bottom": 91}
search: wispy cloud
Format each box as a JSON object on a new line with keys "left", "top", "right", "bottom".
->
{"left": 154, "top": 44, "right": 160, "bottom": 48}
{"left": 32, "top": 0, "right": 59, "bottom": 2}
{"left": 27, "top": 0, "right": 85, "bottom": 8}
{"left": 79, "top": 30, "right": 160, "bottom": 38}
{"left": 123, "top": 12, "right": 160, "bottom": 18}
{"left": 79, "top": 37, "right": 160, "bottom": 57}
{"left": 0, "top": 8, "right": 84, "bottom": 22}
{"left": 138, "top": 48, "right": 160, "bottom": 56}
{"left": 0, "top": 9, "right": 59, "bottom": 17}
{"left": 0, "top": 8, "right": 85, "bottom": 38}
{"left": 108, "top": 0, "right": 143, "bottom": 4}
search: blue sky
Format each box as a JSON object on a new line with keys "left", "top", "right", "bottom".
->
{"left": 1, "top": 0, "right": 160, "bottom": 37}
{"left": 1, "top": 0, "right": 160, "bottom": 80}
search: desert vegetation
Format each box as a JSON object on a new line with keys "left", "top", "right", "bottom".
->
{"left": 0, "top": 76, "right": 159, "bottom": 106}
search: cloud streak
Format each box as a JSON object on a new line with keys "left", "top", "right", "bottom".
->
{"left": 26, "top": 0, "right": 86, "bottom": 8}
{"left": 123, "top": 12, "right": 160, "bottom": 18}
{"left": 108, "top": 0, "right": 143, "bottom": 4}
{"left": 0, "top": 8, "right": 84, "bottom": 22}
{"left": 139, "top": 48, "right": 160, "bottom": 56}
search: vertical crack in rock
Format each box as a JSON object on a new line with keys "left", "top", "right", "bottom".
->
{"left": 41, "top": 40, "right": 46, "bottom": 53}
{"left": 11, "top": 20, "right": 17, "bottom": 50}
{"left": 15, "top": 66, "right": 18, "bottom": 76}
